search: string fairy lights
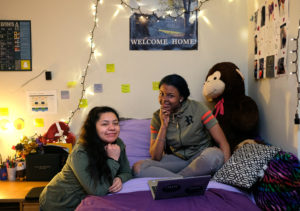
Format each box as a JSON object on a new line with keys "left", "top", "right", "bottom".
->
{"left": 120, "top": 0, "right": 211, "bottom": 20}
{"left": 67, "top": 0, "right": 101, "bottom": 124}
{"left": 67, "top": 0, "right": 212, "bottom": 125}
{"left": 290, "top": 20, "right": 300, "bottom": 124}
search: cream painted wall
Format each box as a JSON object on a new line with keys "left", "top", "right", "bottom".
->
{"left": 0, "top": 0, "right": 249, "bottom": 159}
{"left": 247, "top": 0, "right": 300, "bottom": 157}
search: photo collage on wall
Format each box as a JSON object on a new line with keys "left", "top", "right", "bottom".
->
{"left": 253, "top": 0, "right": 289, "bottom": 80}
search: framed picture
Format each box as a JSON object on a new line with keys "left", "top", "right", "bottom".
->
{"left": 129, "top": 0, "right": 198, "bottom": 50}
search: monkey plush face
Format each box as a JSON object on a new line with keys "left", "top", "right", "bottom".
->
{"left": 202, "top": 71, "right": 225, "bottom": 102}
{"left": 203, "top": 62, "right": 245, "bottom": 102}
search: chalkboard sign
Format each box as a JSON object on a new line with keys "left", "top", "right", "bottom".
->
{"left": 0, "top": 20, "right": 32, "bottom": 71}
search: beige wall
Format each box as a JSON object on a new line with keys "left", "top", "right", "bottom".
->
{"left": 0, "top": 0, "right": 248, "bottom": 158}
{"left": 247, "top": 0, "right": 300, "bottom": 157}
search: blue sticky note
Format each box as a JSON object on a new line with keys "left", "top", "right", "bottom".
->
{"left": 61, "top": 90, "right": 70, "bottom": 99}
{"left": 94, "top": 84, "right": 103, "bottom": 93}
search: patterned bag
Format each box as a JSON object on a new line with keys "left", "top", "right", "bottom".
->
{"left": 253, "top": 151, "right": 300, "bottom": 210}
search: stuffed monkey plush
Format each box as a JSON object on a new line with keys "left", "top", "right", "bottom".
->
{"left": 203, "top": 62, "right": 259, "bottom": 153}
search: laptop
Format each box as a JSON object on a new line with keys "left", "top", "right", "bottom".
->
{"left": 148, "top": 175, "right": 211, "bottom": 200}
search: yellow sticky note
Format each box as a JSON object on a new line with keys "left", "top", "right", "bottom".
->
{"left": 34, "top": 118, "right": 44, "bottom": 127}
{"left": 152, "top": 81, "right": 159, "bottom": 90}
{"left": 21, "top": 60, "right": 31, "bottom": 70}
{"left": 79, "top": 99, "right": 88, "bottom": 108}
{"left": 67, "top": 81, "right": 77, "bottom": 88}
{"left": 121, "top": 84, "right": 130, "bottom": 93}
{"left": 106, "top": 64, "right": 115, "bottom": 73}
{"left": 0, "top": 108, "right": 9, "bottom": 116}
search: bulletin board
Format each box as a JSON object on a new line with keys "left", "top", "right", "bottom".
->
{"left": 0, "top": 20, "right": 32, "bottom": 71}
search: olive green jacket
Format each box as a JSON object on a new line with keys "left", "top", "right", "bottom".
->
{"left": 151, "top": 99, "right": 217, "bottom": 160}
{"left": 39, "top": 138, "right": 132, "bottom": 211}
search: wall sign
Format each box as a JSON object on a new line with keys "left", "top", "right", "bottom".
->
{"left": 27, "top": 90, "right": 57, "bottom": 114}
{"left": 129, "top": 0, "right": 198, "bottom": 50}
{"left": 0, "top": 20, "right": 32, "bottom": 71}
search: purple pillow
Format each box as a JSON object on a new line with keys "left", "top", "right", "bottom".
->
{"left": 119, "top": 119, "right": 151, "bottom": 167}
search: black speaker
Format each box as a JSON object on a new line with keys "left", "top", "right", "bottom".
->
{"left": 45, "top": 71, "right": 52, "bottom": 80}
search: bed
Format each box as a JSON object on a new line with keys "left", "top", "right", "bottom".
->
{"left": 76, "top": 118, "right": 300, "bottom": 211}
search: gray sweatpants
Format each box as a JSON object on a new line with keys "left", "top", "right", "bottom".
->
{"left": 135, "top": 147, "right": 224, "bottom": 178}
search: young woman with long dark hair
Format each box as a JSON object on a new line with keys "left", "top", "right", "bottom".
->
{"left": 40, "top": 106, "right": 132, "bottom": 211}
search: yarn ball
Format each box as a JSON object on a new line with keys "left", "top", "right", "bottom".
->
{"left": 253, "top": 151, "right": 300, "bottom": 210}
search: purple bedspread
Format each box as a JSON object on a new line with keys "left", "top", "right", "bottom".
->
{"left": 76, "top": 188, "right": 260, "bottom": 211}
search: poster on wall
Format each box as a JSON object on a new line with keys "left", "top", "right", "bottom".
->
{"left": 0, "top": 20, "right": 32, "bottom": 71}
{"left": 129, "top": 0, "right": 198, "bottom": 50}
{"left": 253, "top": 0, "right": 288, "bottom": 79}
{"left": 27, "top": 90, "right": 57, "bottom": 114}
